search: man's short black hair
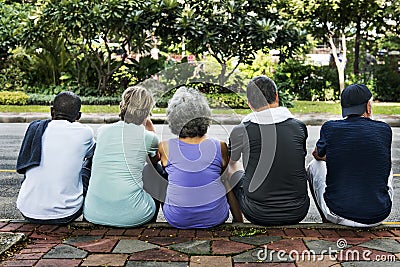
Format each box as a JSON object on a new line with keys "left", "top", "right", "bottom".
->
{"left": 247, "top": 76, "right": 278, "bottom": 110}
{"left": 53, "top": 91, "right": 81, "bottom": 120}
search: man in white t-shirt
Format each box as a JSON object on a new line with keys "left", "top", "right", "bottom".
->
{"left": 16, "top": 91, "right": 95, "bottom": 225}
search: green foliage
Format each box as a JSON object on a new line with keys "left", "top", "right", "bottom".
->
{"left": 373, "top": 60, "right": 400, "bottom": 102}
{"left": 205, "top": 93, "right": 248, "bottom": 109}
{"left": 0, "top": 2, "right": 31, "bottom": 58}
{"left": 0, "top": 91, "right": 29, "bottom": 105}
{"left": 238, "top": 50, "right": 276, "bottom": 79}
{"left": 26, "top": 84, "right": 97, "bottom": 97}
{"left": 274, "top": 59, "right": 340, "bottom": 101}
{"left": 27, "top": 94, "right": 121, "bottom": 105}
{"left": 130, "top": 55, "right": 168, "bottom": 83}
{"left": 155, "top": 82, "right": 249, "bottom": 109}
{"left": 0, "top": 60, "right": 30, "bottom": 91}
{"left": 157, "top": 0, "right": 283, "bottom": 85}
{"left": 24, "top": 0, "right": 159, "bottom": 95}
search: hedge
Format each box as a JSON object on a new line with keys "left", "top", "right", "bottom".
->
{"left": 1, "top": 91, "right": 249, "bottom": 109}
{"left": 26, "top": 94, "right": 121, "bottom": 105}
{"left": 0, "top": 91, "right": 29, "bottom": 105}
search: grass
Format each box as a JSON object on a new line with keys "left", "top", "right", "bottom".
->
{"left": 0, "top": 101, "right": 399, "bottom": 115}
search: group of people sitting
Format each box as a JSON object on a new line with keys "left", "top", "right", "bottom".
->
{"left": 15, "top": 76, "right": 393, "bottom": 229}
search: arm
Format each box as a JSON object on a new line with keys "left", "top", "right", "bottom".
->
{"left": 144, "top": 117, "right": 155, "bottom": 132}
{"left": 312, "top": 147, "right": 326, "bottom": 161}
{"left": 158, "top": 141, "right": 169, "bottom": 168}
{"left": 221, "top": 141, "right": 243, "bottom": 223}
{"left": 145, "top": 126, "right": 160, "bottom": 165}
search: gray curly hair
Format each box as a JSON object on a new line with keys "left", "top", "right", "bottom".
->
{"left": 119, "top": 86, "right": 154, "bottom": 125}
{"left": 167, "top": 87, "right": 211, "bottom": 138}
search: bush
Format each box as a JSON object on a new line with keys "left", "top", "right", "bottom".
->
{"left": 206, "top": 93, "right": 248, "bottom": 109}
{"left": 274, "top": 59, "right": 339, "bottom": 101}
{"left": 0, "top": 91, "right": 29, "bottom": 105}
{"left": 154, "top": 83, "right": 249, "bottom": 109}
{"left": 373, "top": 59, "right": 400, "bottom": 102}
{"left": 27, "top": 94, "right": 121, "bottom": 105}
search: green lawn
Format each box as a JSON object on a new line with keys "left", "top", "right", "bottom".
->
{"left": 0, "top": 101, "right": 399, "bottom": 115}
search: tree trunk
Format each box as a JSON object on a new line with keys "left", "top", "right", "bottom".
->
{"left": 329, "top": 32, "right": 347, "bottom": 94}
{"left": 218, "top": 64, "right": 227, "bottom": 86}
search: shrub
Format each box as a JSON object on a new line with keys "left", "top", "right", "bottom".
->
{"left": 0, "top": 91, "right": 29, "bottom": 105}
{"left": 373, "top": 59, "right": 400, "bottom": 102}
{"left": 27, "top": 94, "right": 121, "bottom": 105}
{"left": 274, "top": 59, "right": 339, "bottom": 101}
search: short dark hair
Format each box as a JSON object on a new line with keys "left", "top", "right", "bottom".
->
{"left": 53, "top": 91, "right": 81, "bottom": 119}
{"left": 246, "top": 76, "right": 277, "bottom": 110}
{"left": 167, "top": 87, "right": 211, "bottom": 138}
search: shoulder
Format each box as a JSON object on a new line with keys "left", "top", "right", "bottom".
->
{"left": 370, "top": 119, "right": 391, "bottom": 129}
{"left": 144, "top": 129, "right": 159, "bottom": 142}
{"left": 230, "top": 123, "right": 246, "bottom": 135}
{"left": 291, "top": 118, "right": 306, "bottom": 127}
{"left": 321, "top": 119, "right": 342, "bottom": 130}
{"left": 369, "top": 119, "right": 392, "bottom": 137}
{"left": 71, "top": 122, "right": 94, "bottom": 135}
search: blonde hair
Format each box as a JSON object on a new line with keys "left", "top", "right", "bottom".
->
{"left": 119, "top": 86, "right": 154, "bottom": 125}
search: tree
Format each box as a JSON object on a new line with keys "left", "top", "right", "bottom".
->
{"left": 278, "top": 0, "right": 389, "bottom": 93}
{"left": 0, "top": 1, "right": 31, "bottom": 60}
{"left": 24, "top": 0, "right": 161, "bottom": 95}
{"left": 157, "top": 0, "right": 280, "bottom": 86}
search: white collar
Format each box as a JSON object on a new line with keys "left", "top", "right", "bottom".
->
{"left": 241, "top": 106, "right": 295, "bottom": 125}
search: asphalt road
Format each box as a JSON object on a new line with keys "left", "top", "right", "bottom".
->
{"left": 1, "top": 123, "right": 399, "bottom": 223}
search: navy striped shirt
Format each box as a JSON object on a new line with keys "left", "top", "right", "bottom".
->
{"left": 317, "top": 116, "right": 392, "bottom": 224}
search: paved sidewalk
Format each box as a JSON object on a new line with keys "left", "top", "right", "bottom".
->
{"left": 0, "top": 112, "right": 399, "bottom": 126}
{"left": 1, "top": 221, "right": 400, "bottom": 266}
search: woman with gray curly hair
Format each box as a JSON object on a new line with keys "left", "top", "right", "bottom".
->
{"left": 83, "top": 86, "right": 161, "bottom": 227}
{"left": 159, "top": 87, "right": 243, "bottom": 229}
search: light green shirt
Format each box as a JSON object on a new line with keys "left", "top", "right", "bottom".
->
{"left": 83, "top": 121, "right": 159, "bottom": 227}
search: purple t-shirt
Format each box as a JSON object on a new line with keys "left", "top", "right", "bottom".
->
{"left": 162, "top": 138, "right": 229, "bottom": 229}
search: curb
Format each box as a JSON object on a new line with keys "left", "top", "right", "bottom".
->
{"left": 1, "top": 219, "right": 400, "bottom": 230}
{"left": 0, "top": 113, "right": 399, "bottom": 126}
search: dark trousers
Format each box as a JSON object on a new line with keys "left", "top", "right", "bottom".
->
{"left": 142, "top": 163, "right": 168, "bottom": 223}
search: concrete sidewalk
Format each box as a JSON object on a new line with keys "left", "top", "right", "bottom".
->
{"left": 0, "top": 112, "right": 399, "bottom": 126}
{"left": 1, "top": 220, "right": 400, "bottom": 266}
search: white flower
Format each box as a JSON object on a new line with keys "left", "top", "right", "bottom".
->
{"left": 247, "top": 11, "right": 257, "bottom": 17}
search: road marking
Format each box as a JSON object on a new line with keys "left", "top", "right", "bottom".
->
{"left": 382, "top": 222, "right": 400, "bottom": 225}
{"left": 0, "top": 169, "right": 16, "bottom": 173}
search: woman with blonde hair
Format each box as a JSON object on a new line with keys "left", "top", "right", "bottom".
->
{"left": 83, "top": 86, "right": 160, "bottom": 227}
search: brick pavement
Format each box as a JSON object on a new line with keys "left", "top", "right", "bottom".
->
{"left": 1, "top": 221, "right": 400, "bottom": 266}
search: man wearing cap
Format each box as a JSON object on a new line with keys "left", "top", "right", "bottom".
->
{"left": 308, "top": 83, "right": 393, "bottom": 227}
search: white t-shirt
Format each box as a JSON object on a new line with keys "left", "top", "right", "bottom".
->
{"left": 17, "top": 120, "right": 95, "bottom": 220}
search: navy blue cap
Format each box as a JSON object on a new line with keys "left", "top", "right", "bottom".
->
{"left": 340, "top": 84, "right": 372, "bottom": 118}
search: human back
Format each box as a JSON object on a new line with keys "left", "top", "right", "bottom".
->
{"left": 228, "top": 75, "right": 310, "bottom": 225}
{"left": 16, "top": 91, "right": 95, "bottom": 224}
{"left": 321, "top": 117, "right": 392, "bottom": 223}
{"left": 308, "top": 83, "right": 393, "bottom": 227}
{"left": 159, "top": 87, "right": 243, "bottom": 229}
{"left": 236, "top": 118, "right": 309, "bottom": 224}
{"left": 83, "top": 86, "right": 159, "bottom": 227}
